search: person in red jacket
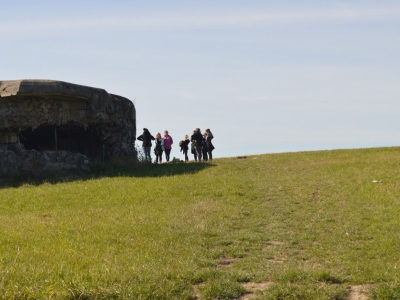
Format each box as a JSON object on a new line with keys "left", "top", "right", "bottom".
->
{"left": 162, "top": 130, "right": 173, "bottom": 162}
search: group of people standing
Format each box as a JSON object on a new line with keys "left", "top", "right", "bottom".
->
{"left": 137, "top": 128, "right": 214, "bottom": 163}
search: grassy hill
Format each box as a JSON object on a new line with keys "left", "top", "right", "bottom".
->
{"left": 1, "top": 147, "right": 400, "bottom": 299}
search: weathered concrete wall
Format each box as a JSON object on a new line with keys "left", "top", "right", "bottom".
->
{"left": 0, "top": 150, "right": 90, "bottom": 178}
{"left": 0, "top": 80, "right": 136, "bottom": 177}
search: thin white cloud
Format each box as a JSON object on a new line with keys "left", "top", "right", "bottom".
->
{"left": 1, "top": 6, "right": 400, "bottom": 37}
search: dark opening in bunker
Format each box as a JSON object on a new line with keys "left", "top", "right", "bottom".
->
{"left": 20, "top": 125, "right": 103, "bottom": 158}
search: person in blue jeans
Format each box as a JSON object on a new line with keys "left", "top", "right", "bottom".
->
{"left": 137, "top": 128, "right": 155, "bottom": 162}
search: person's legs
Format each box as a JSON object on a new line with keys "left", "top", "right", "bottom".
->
{"left": 148, "top": 147, "right": 153, "bottom": 162}
{"left": 156, "top": 152, "right": 162, "bottom": 163}
{"left": 165, "top": 149, "right": 171, "bottom": 162}
{"left": 196, "top": 146, "right": 202, "bottom": 161}
{"left": 203, "top": 149, "right": 208, "bottom": 161}
{"left": 144, "top": 147, "right": 151, "bottom": 162}
{"left": 143, "top": 147, "right": 147, "bottom": 161}
{"left": 183, "top": 149, "right": 188, "bottom": 161}
{"left": 208, "top": 150, "right": 212, "bottom": 160}
{"left": 159, "top": 151, "right": 163, "bottom": 163}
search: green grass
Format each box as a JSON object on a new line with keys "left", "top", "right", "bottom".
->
{"left": 1, "top": 147, "right": 400, "bottom": 299}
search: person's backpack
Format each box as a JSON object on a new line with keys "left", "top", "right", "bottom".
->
{"left": 179, "top": 140, "right": 184, "bottom": 147}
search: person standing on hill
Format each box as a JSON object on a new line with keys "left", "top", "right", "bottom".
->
{"left": 137, "top": 128, "right": 155, "bottom": 162}
{"left": 180, "top": 134, "right": 190, "bottom": 162}
{"left": 153, "top": 132, "right": 165, "bottom": 164}
{"left": 191, "top": 128, "right": 203, "bottom": 161}
{"left": 202, "top": 131, "right": 208, "bottom": 161}
{"left": 205, "top": 128, "right": 214, "bottom": 161}
{"left": 190, "top": 130, "right": 197, "bottom": 161}
{"left": 163, "top": 130, "right": 173, "bottom": 162}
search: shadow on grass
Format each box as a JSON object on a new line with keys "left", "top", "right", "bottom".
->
{"left": 0, "top": 159, "right": 214, "bottom": 189}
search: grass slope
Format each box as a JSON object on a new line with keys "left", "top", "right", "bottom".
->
{"left": 1, "top": 147, "right": 400, "bottom": 299}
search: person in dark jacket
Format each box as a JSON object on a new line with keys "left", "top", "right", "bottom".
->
{"left": 180, "top": 134, "right": 190, "bottom": 162}
{"left": 190, "top": 131, "right": 197, "bottom": 161}
{"left": 191, "top": 128, "right": 203, "bottom": 161}
{"left": 205, "top": 128, "right": 214, "bottom": 161}
{"left": 153, "top": 132, "right": 165, "bottom": 164}
{"left": 202, "top": 132, "right": 208, "bottom": 161}
{"left": 137, "top": 128, "right": 155, "bottom": 162}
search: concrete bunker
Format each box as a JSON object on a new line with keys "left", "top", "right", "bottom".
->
{"left": 0, "top": 80, "right": 136, "bottom": 177}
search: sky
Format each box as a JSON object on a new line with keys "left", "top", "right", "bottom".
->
{"left": 1, "top": 0, "right": 399, "bottom": 158}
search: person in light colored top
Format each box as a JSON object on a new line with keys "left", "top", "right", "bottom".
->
{"left": 162, "top": 130, "right": 173, "bottom": 162}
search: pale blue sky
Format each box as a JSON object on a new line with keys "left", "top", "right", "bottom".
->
{"left": 1, "top": 1, "right": 399, "bottom": 158}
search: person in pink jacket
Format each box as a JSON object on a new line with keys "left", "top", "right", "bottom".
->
{"left": 162, "top": 130, "right": 173, "bottom": 162}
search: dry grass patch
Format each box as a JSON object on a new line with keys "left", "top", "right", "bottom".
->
{"left": 263, "top": 241, "right": 284, "bottom": 250}
{"left": 266, "top": 255, "right": 287, "bottom": 264}
{"left": 240, "top": 282, "right": 275, "bottom": 299}
{"left": 348, "top": 285, "right": 370, "bottom": 300}
{"left": 218, "top": 257, "right": 238, "bottom": 266}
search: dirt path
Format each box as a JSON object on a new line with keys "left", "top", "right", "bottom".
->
{"left": 348, "top": 285, "right": 369, "bottom": 300}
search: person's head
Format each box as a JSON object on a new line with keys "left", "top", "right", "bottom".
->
{"left": 143, "top": 128, "right": 150, "bottom": 135}
{"left": 206, "top": 128, "right": 211, "bottom": 133}
{"left": 155, "top": 132, "right": 161, "bottom": 139}
{"left": 164, "top": 130, "right": 169, "bottom": 136}
{"left": 203, "top": 132, "right": 207, "bottom": 137}
{"left": 185, "top": 134, "right": 189, "bottom": 140}
{"left": 195, "top": 128, "right": 200, "bottom": 133}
